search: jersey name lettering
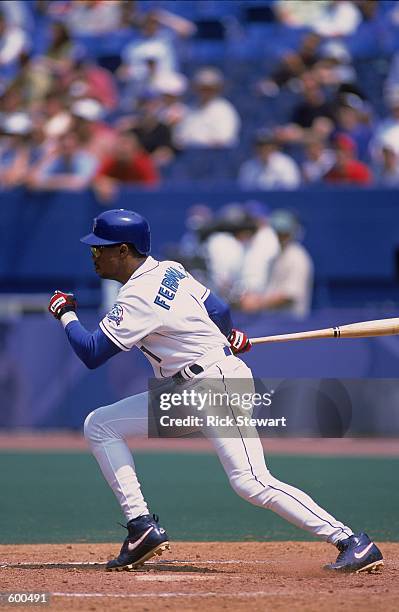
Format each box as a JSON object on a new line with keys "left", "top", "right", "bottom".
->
{"left": 154, "top": 267, "right": 187, "bottom": 310}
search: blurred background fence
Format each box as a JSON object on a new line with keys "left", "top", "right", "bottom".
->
{"left": 1, "top": 186, "right": 399, "bottom": 303}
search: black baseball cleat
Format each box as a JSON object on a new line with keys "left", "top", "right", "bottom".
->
{"left": 106, "top": 514, "right": 170, "bottom": 571}
{"left": 324, "top": 532, "right": 384, "bottom": 573}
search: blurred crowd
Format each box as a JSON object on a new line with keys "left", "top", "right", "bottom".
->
{"left": 1, "top": 0, "right": 399, "bottom": 198}
{"left": 165, "top": 202, "right": 314, "bottom": 317}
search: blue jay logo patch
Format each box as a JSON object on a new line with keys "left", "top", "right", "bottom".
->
{"left": 107, "top": 303, "right": 124, "bottom": 326}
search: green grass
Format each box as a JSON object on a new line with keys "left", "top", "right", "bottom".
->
{"left": 0, "top": 452, "right": 397, "bottom": 543}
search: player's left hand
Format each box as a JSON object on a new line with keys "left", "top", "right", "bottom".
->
{"left": 228, "top": 328, "right": 252, "bottom": 354}
{"left": 48, "top": 290, "right": 77, "bottom": 320}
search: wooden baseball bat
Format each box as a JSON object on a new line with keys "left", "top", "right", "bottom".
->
{"left": 250, "top": 317, "right": 399, "bottom": 345}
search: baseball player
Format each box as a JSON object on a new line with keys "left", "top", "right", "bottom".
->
{"left": 48, "top": 209, "right": 383, "bottom": 573}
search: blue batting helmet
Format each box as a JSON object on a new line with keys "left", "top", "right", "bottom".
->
{"left": 80, "top": 209, "right": 151, "bottom": 255}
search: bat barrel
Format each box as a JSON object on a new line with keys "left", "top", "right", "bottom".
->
{"left": 250, "top": 317, "right": 399, "bottom": 345}
{"left": 338, "top": 317, "right": 399, "bottom": 338}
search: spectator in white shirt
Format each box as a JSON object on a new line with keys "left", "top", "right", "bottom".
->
{"left": 120, "top": 10, "right": 195, "bottom": 83}
{"left": 0, "top": 11, "right": 28, "bottom": 67}
{"left": 275, "top": 0, "right": 330, "bottom": 28}
{"left": 238, "top": 201, "right": 281, "bottom": 295}
{"left": 311, "top": 0, "right": 362, "bottom": 38}
{"left": 240, "top": 209, "right": 314, "bottom": 318}
{"left": 373, "top": 144, "right": 399, "bottom": 187}
{"left": 204, "top": 204, "right": 280, "bottom": 303}
{"left": 0, "top": 112, "right": 32, "bottom": 189}
{"left": 238, "top": 129, "right": 301, "bottom": 190}
{"left": 371, "top": 88, "right": 399, "bottom": 160}
{"left": 275, "top": 0, "right": 361, "bottom": 37}
{"left": 302, "top": 135, "right": 335, "bottom": 183}
{"left": 174, "top": 67, "right": 241, "bottom": 148}
{"left": 153, "top": 71, "right": 189, "bottom": 130}
{"left": 66, "top": 0, "right": 125, "bottom": 35}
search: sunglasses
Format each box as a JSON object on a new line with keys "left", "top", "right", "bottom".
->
{"left": 90, "top": 244, "right": 121, "bottom": 258}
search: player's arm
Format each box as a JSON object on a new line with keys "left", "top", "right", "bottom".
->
{"left": 204, "top": 291, "right": 251, "bottom": 354}
{"left": 48, "top": 291, "right": 121, "bottom": 369}
{"left": 63, "top": 316, "right": 121, "bottom": 369}
{"left": 203, "top": 291, "right": 233, "bottom": 337}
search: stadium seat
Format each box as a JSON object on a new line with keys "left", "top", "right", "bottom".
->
{"left": 194, "top": 19, "right": 226, "bottom": 40}
{"left": 241, "top": 5, "right": 275, "bottom": 23}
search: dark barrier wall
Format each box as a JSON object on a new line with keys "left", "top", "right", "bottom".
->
{"left": 1, "top": 187, "right": 399, "bottom": 292}
{"left": 1, "top": 309, "right": 399, "bottom": 434}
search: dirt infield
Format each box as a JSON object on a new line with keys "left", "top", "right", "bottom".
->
{"left": 0, "top": 542, "right": 398, "bottom": 612}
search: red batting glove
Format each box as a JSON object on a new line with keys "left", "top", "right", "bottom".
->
{"left": 48, "top": 290, "right": 77, "bottom": 320}
{"left": 228, "top": 328, "right": 252, "bottom": 354}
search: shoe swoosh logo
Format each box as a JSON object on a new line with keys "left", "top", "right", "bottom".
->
{"left": 354, "top": 542, "right": 374, "bottom": 559}
{"left": 127, "top": 526, "right": 154, "bottom": 552}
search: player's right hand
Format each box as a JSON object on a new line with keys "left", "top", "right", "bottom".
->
{"left": 48, "top": 290, "right": 77, "bottom": 320}
{"left": 228, "top": 328, "right": 252, "bottom": 354}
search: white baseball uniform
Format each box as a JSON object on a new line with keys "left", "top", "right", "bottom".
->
{"left": 74, "top": 257, "right": 352, "bottom": 544}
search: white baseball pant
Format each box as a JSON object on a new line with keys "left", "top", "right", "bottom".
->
{"left": 84, "top": 355, "right": 353, "bottom": 545}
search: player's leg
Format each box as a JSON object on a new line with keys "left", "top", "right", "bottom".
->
{"left": 210, "top": 431, "right": 383, "bottom": 572}
{"left": 210, "top": 432, "right": 352, "bottom": 543}
{"left": 204, "top": 357, "right": 352, "bottom": 543}
{"left": 84, "top": 391, "right": 149, "bottom": 520}
{"left": 83, "top": 392, "right": 169, "bottom": 571}
{"left": 205, "top": 357, "right": 383, "bottom": 571}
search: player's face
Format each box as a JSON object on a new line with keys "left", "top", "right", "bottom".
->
{"left": 90, "top": 244, "right": 123, "bottom": 280}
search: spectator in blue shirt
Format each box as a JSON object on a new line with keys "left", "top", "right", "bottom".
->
{"left": 27, "top": 132, "right": 98, "bottom": 191}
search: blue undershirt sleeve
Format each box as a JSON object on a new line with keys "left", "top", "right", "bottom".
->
{"left": 203, "top": 291, "right": 233, "bottom": 338}
{"left": 64, "top": 320, "right": 121, "bottom": 369}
